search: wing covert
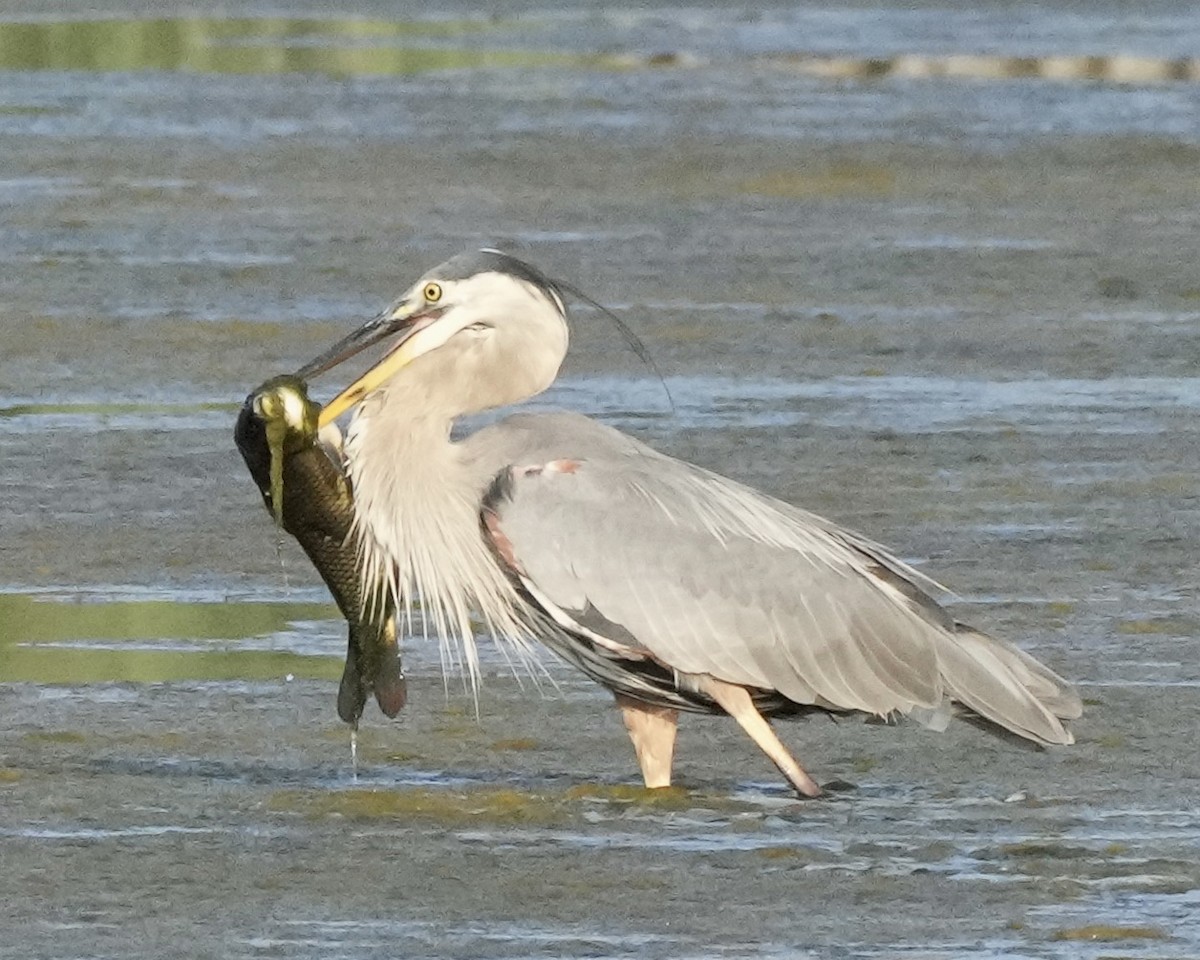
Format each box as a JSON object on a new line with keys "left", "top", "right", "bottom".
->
{"left": 480, "top": 454, "right": 951, "bottom": 717}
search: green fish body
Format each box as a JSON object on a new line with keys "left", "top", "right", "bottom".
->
{"left": 235, "top": 374, "right": 406, "bottom": 725}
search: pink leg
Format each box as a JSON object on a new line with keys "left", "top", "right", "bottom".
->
{"left": 614, "top": 694, "right": 679, "bottom": 789}
{"left": 698, "top": 676, "right": 824, "bottom": 798}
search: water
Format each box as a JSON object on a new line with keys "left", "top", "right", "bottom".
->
{"left": 2, "top": 2, "right": 1200, "bottom": 957}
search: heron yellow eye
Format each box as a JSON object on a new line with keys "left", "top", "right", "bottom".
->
{"left": 423, "top": 282, "right": 443, "bottom": 303}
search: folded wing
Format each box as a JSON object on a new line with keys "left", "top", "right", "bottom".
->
{"left": 480, "top": 445, "right": 1077, "bottom": 745}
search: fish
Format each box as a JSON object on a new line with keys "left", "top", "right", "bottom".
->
{"left": 234, "top": 374, "right": 406, "bottom": 726}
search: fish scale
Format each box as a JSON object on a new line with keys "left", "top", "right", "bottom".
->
{"left": 234, "top": 374, "right": 406, "bottom": 726}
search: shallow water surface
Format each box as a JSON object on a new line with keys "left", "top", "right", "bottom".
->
{"left": 0, "top": 591, "right": 343, "bottom": 683}
{"left": 0, "top": 16, "right": 557, "bottom": 75}
{"left": 2, "top": 0, "right": 1200, "bottom": 957}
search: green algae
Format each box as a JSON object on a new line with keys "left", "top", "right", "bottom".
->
{"left": 22, "top": 730, "right": 88, "bottom": 745}
{"left": 756, "top": 846, "right": 804, "bottom": 860}
{"left": 565, "top": 783, "right": 694, "bottom": 809}
{"left": 490, "top": 738, "right": 540, "bottom": 751}
{"left": 564, "top": 782, "right": 757, "bottom": 814}
{"left": 740, "top": 163, "right": 897, "bottom": 199}
{"left": 0, "top": 401, "right": 237, "bottom": 419}
{"left": 261, "top": 398, "right": 289, "bottom": 530}
{"left": 0, "top": 593, "right": 341, "bottom": 684}
{"left": 269, "top": 786, "right": 572, "bottom": 827}
{"left": 998, "top": 842, "right": 1096, "bottom": 859}
{"left": 754, "top": 845, "right": 838, "bottom": 864}
{"left": 269, "top": 780, "right": 764, "bottom": 829}
{"left": 1050, "top": 925, "right": 1169, "bottom": 942}
{"left": 849, "top": 754, "right": 878, "bottom": 773}
{"left": 1115, "top": 617, "right": 1193, "bottom": 636}
{"left": 0, "top": 17, "right": 571, "bottom": 77}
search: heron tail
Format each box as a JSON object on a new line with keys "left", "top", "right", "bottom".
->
{"left": 930, "top": 623, "right": 1081, "bottom": 746}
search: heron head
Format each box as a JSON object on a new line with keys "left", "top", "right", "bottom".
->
{"left": 298, "top": 249, "right": 570, "bottom": 426}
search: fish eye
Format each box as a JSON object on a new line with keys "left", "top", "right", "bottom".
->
{"left": 423, "top": 282, "right": 443, "bottom": 303}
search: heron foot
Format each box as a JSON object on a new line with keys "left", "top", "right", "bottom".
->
{"left": 698, "top": 676, "right": 824, "bottom": 798}
{"left": 615, "top": 694, "right": 679, "bottom": 789}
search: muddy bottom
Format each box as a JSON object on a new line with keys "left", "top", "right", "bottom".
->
{"left": 3, "top": 0, "right": 1200, "bottom": 956}
{"left": 3, "top": 649, "right": 1198, "bottom": 959}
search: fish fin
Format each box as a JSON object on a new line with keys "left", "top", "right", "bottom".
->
{"left": 372, "top": 673, "right": 408, "bottom": 718}
{"left": 337, "top": 641, "right": 367, "bottom": 726}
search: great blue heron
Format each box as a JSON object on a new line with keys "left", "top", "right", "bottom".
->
{"left": 297, "top": 249, "right": 1081, "bottom": 796}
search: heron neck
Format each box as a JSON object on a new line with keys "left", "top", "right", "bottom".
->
{"left": 342, "top": 383, "right": 527, "bottom": 683}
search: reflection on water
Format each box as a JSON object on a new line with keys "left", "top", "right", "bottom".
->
{"left": 542, "top": 373, "right": 1200, "bottom": 435}
{"left": 16, "top": 371, "right": 1196, "bottom": 440}
{"left": 767, "top": 51, "right": 1200, "bottom": 85}
{"left": 0, "top": 592, "right": 341, "bottom": 683}
{"left": 0, "top": 17, "right": 564, "bottom": 76}
{"left": 4, "top": 15, "right": 1198, "bottom": 85}
{"left": 0, "top": 400, "right": 237, "bottom": 434}
{"left": 239, "top": 919, "right": 687, "bottom": 959}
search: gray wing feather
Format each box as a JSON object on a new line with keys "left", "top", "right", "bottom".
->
{"left": 469, "top": 411, "right": 1076, "bottom": 743}
{"left": 488, "top": 455, "right": 947, "bottom": 717}
{"left": 956, "top": 626, "right": 1082, "bottom": 720}
{"left": 940, "top": 625, "right": 1081, "bottom": 737}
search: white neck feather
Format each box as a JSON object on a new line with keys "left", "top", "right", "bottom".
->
{"left": 344, "top": 384, "right": 531, "bottom": 688}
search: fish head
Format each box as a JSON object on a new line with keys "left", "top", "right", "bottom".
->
{"left": 250, "top": 374, "right": 321, "bottom": 452}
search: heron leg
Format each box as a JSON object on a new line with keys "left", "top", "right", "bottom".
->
{"left": 614, "top": 694, "right": 678, "bottom": 789}
{"left": 698, "top": 677, "right": 824, "bottom": 798}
